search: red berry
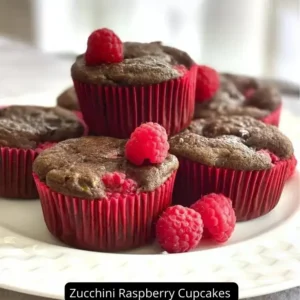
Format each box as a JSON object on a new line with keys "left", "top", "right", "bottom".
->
{"left": 125, "top": 122, "right": 169, "bottom": 166}
{"left": 195, "top": 65, "right": 219, "bottom": 102}
{"left": 191, "top": 193, "right": 236, "bottom": 243}
{"left": 287, "top": 156, "right": 297, "bottom": 180}
{"left": 156, "top": 205, "right": 203, "bottom": 253}
{"left": 257, "top": 149, "right": 280, "bottom": 164}
{"left": 102, "top": 172, "right": 137, "bottom": 194}
{"left": 85, "top": 28, "right": 123, "bottom": 65}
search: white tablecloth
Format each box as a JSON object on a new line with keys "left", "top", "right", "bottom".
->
{"left": 0, "top": 37, "right": 299, "bottom": 300}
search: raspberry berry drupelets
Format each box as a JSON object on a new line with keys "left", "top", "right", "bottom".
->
{"left": 191, "top": 194, "right": 236, "bottom": 243}
{"left": 195, "top": 65, "right": 220, "bottom": 103}
{"left": 71, "top": 28, "right": 197, "bottom": 138}
{"left": 156, "top": 194, "right": 236, "bottom": 253}
{"left": 33, "top": 123, "right": 178, "bottom": 252}
{"left": 156, "top": 205, "right": 204, "bottom": 253}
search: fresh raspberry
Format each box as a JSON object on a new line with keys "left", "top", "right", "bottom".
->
{"left": 156, "top": 205, "right": 203, "bottom": 253}
{"left": 85, "top": 28, "right": 123, "bottom": 65}
{"left": 125, "top": 122, "right": 169, "bottom": 166}
{"left": 102, "top": 172, "right": 137, "bottom": 194}
{"left": 191, "top": 193, "right": 236, "bottom": 243}
{"left": 195, "top": 65, "right": 219, "bottom": 102}
{"left": 257, "top": 149, "right": 280, "bottom": 164}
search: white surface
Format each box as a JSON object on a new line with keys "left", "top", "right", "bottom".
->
{"left": 0, "top": 109, "right": 299, "bottom": 300}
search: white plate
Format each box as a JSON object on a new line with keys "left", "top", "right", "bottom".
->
{"left": 0, "top": 109, "right": 300, "bottom": 300}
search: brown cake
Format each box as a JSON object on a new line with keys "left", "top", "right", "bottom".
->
{"left": 71, "top": 28, "right": 197, "bottom": 138}
{"left": 57, "top": 87, "right": 79, "bottom": 111}
{"left": 194, "top": 74, "right": 282, "bottom": 126}
{"left": 0, "top": 105, "right": 86, "bottom": 199}
{"left": 169, "top": 116, "right": 295, "bottom": 221}
{"left": 32, "top": 135, "right": 178, "bottom": 252}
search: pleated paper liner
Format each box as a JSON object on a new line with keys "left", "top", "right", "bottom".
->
{"left": 286, "top": 156, "right": 298, "bottom": 180}
{"left": 33, "top": 171, "right": 177, "bottom": 252}
{"left": 0, "top": 112, "right": 88, "bottom": 199}
{"left": 0, "top": 142, "right": 56, "bottom": 199}
{"left": 172, "top": 156, "right": 295, "bottom": 221}
{"left": 73, "top": 65, "right": 197, "bottom": 139}
{"left": 260, "top": 105, "right": 282, "bottom": 127}
{"left": 0, "top": 148, "right": 39, "bottom": 199}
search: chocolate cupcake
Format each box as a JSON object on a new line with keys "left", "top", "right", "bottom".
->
{"left": 71, "top": 28, "right": 197, "bottom": 138}
{"left": 0, "top": 105, "right": 87, "bottom": 199}
{"left": 57, "top": 87, "right": 79, "bottom": 111}
{"left": 33, "top": 136, "right": 178, "bottom": 251}
{"left": 194, "top": 73, "right": 282, "bottom": 126}
{"left": 170, "top": 116, "right": 295, "bottom": 221}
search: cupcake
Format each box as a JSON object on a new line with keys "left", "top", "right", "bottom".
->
{"left": 0, "top": 105, "right": 87, "bottom": 199}
{"left": 57, "top": 87, "right": 82, "bottom": 119}
{"left": 57, "top": 87, "right": 79, "bottom": 111}
{"left": 170, "top": 116, "right": 295, "bottom": 221}
{"left": 194, "top": 70, "right": 282, "bottom": 126}
{"left": 71, "top": 28, "right": 197, "bottom": 138}
{"left": 33, "top": 133, "right": 178, "bottom": 252}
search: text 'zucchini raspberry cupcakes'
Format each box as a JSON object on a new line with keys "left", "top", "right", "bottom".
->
{"left": 170, "top": 116, "right": 296, "bottom": 221}
{"left": 71, "top": 28, "right": 197, "bottom": 138}
{"left": 194, "top": 66, "right": 282, "bottom": 126}
{"left": 33, "top": 123, "right": 178, "bottom": 252}
{"left": 0, "top": 105, "right": 87, "bottom": 199}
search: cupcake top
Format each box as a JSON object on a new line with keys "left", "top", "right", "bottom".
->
{"left": 0, "top": 106, "right": 85, "bottom": 149}
{"left": 194, "top": 74, "right": 281, "bottom": 119}
{"left": 170, "top": 116, "right": 293, "bottom": 171}
{"left": 71, "top": 41, "right": 194, "bottom": 86}
{"left": 33, "top": 136, "right": 179, "bottom": 199}
{"left": 57, "top": 87, "right": 79, "bottom": 111}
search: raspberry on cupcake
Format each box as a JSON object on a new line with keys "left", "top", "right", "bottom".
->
{"left": 0, "top": 105, "right": 87, "bottom": 199}
{"left": 33, "top": 123, "right": 179, "bottom": 251}
{"left": 169, "top": 116, "right": 295, "bottom": 221}
{"left": 194, "top": 71, "right": 282, "bottom": 127}
{"left": 71, "top": 28, "right": 197, "bottom": 138}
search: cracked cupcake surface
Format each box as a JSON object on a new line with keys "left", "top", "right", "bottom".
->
{"left": 194, "top": 74, "right": 282, "bottom": 120}
{"left": 71, "top": 41, "right": 194, "bottom": 86}
{"left": 170, "top": 116, "right": 293, "bottom": 171}
{"left": 0, "top": 105, "right": 85, "bottom": 149}
{"left": 33, "top": 136, "right": 179, "bottom": 199}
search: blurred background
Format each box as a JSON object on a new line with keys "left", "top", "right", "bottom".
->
{"left": 0, "top": 0, "right": 299, "bottom": 103}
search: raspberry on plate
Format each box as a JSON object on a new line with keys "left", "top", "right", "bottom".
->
{"left": 125, "top": 122, "right": 169, "bottom": 166}
{"left": 85, "top": 28, "right": 123, "bottom": 65}
{"left": 196, "top": 65, "right": 219, "bottom": 102}
{"left": 156, "top": 205, "right": 204, "bottom": 253}
{"left": 191, "top": 193, "right": 236, "bottom": 243}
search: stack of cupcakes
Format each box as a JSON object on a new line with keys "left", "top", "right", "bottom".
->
{"left": 31, "top": 27, "right": 296, "bottom": 253}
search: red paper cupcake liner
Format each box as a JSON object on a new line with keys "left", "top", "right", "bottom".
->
{"left": 0, "top": 147, "right": 39, "bottom": 199}
{"left": 0, "top": 109, "right": 88, "bottom": 199}
{"left": 172, "top": 156, "right": 295, "bottom": 221}
{"left": 73, "top": 65, "right": 197, "bottom": 138}
{"left": 260, "top": 105, "right": 282, "bottom": 127}
{"left": 33, "top": 171, "right": 177, "bottom": 252}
